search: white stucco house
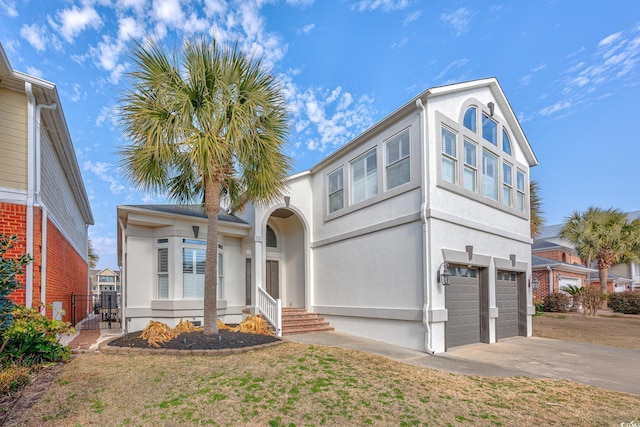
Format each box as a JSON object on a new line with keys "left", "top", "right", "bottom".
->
{"left": 117, "top": 77, "right": 538, "bottom": 353}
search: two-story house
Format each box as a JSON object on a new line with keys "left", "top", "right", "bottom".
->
{"left": 118, "top": 77, "right": 538, "bottom": 353}
{"left": 0, "top": 43, "right": 94, "bottom": 321}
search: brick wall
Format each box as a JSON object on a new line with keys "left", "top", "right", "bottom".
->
{"left": 45, "top": 218, "right": 88, "bottom": 322}
{"left": 1, "top": 202, "right": 87, "bottom": 322}
{"left": 0, "top": 202, "right": 41, "bottom": 306}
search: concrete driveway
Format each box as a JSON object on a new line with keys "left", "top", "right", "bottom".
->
{"left": 286, "top": 333, "right": 640, "bottom": 395}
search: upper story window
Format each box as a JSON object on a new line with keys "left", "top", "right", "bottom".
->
{"left": 482, "top": 150, "right": 498, "bottom": 201}
{"left": 328, "top": 168, "right": 344, "bottom": 213}
{"left": 351, "top": 149, "right": 377, "bottom": 204}
{"left": 502, "top": 129, "right": 512, "bottom": 155}
{"left": 266, "top": 225, "right": 278, "bottom": 248}
{"left": 463, "top": 106, "right": 477, "bottom": 132}
{"left": 516, "top": 169, "right": 526, "bottom": 211}
{"left": 463, "top": 140, "right": 477, "bottom": 192}
{"left": 502, "top": 162, "right": 513, "bottom": 207}
{"left": 482, "top": 113, "right": 497, "bottom": 145}
{"left": 441, "top": 127, "right": 457, "bottom": 184}
{"left": 385, "top": 130, "right": 410, "bottom": 190}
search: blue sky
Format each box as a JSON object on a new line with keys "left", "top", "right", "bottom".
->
{"left": 1, "top": 0, "right": 639, "bottom": 270}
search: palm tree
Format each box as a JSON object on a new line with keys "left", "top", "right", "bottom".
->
{"left": 88, "top": 239, "right": 99, "bottom": 269}
{"left": 529, "top": 180, "right": 544, "bottom": 238}
{"left": 118, "top": 37, "right": 291, "bottom": 335}
{"left": 560, "top": 207, "right": 640, "bottom": 295}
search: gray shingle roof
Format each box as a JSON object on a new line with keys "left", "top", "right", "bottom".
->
{"left": 124, "top": 204, "right": 249, "bottom": 225}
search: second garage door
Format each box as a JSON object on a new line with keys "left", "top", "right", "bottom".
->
{"left": 445, "top": 266, "right": 480, "bottom": 349}
{"left": 496, "top": 270, "right": 519, "bottom": 340}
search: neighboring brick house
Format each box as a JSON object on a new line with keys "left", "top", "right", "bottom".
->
{"left": 0, "top": 43, "right": 94, "bottom": 322}
{"left": 534, "top": 219, "right": 637, "bottom": 299}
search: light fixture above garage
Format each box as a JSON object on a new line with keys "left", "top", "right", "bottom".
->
{"left": 437, "top": 262, "right": 451, "bottom": 286}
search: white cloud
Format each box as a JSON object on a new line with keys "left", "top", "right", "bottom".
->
{"left": 118, "top": 16, "right": 145, "bottom": 42}
{"left": 89, "top": 235, "right": 118, "bottom": 258}
{"left": 204, "top": 0, "right": 227, "bottom": 17}
{"left": 0, "top": 0, "right": 18, "bottom": 17}
{"left": 26, "top": 65, "right": 43, "bottom": 78}
{"left": 403, "top": 10, "right": 421, "bottom": 26}
{"left": 56, "top": 4, "right": 103, "bottom": 42}
{"left": 152, "top": 0, "right": 186, "bottom": 29}
{"left": 435, "top": 58, "right": 469, "bottom": 81}
{"left": 440, "top": 7, "right": 472, "bottom": 36}
{"left": 300, "top": 23, "right": 315, "bottom": 34}
{"left": 354, "top": 0, "right": 410, "bottom": 12}
{"left": 20, "top": 23, "right": 48, "bottom": 51}
{"left": 83, "top": 161, "right": 126, "bottom": 194}
{"left": 539, "top": 101, "right": 572, "bottom": 116}
{"left": 599, "top": 32, "right": 622, "bottom": 46}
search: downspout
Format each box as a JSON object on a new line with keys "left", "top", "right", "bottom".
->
{"left": 417, "top": 98, "right": 435, "bottom": 355}
{"left": 25, "top": 82, "right": 35, "bottom": 308}
{"left": 118, "top": 217, "right": 127, "bottom": 332}
{"left": 547, "top": 266, "right": 553, "bottom": 293}
{"left": 35, "top": 102, "right": 57, "bottom": 315}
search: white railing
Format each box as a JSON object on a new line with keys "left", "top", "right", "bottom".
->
{"left": 257, "top": 287, "right": 282, "bottom": 337}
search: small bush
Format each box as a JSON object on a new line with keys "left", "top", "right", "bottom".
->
{"left": 533, "top": 297, "right": 545, "bottom": 313}
{"left": 0, "top": 364, "right": 31, "bottom": 396}
{"left": 0, "top": 235, "right": 32, "bottom": 332}
{"left": 1, "top": 306, "right": 74, "bottom": 366}
{"left": 608, "top": 291, "right": 640, "bottom": 314}
{"left": 543, "top": 292, "right": 571, "bottom": 312}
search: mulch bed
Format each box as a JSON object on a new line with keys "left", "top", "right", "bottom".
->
{"left": 108, "top": 330, "right": 280, "bottom": 350}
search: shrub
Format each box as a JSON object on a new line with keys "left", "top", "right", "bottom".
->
{"left": 543, "top": 292, "right": 571, "bottom": 312}
{"left": 0, "top": 364, "right": 31, "bottom": 396}
{"left": 1, "top": 306, "right": 74, "bottom": 366}
{"left": 0, "top": 235, "right": 32, "bottom": 332}
{"left": 533, "top": 297, "right": 545, "bottom": 313}
{"left": 608, "top": 291, "right": 640, "bottom": 314}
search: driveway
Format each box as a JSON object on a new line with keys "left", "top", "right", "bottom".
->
{"left": 286, "top": 333, "right": 640, "bottom": 395}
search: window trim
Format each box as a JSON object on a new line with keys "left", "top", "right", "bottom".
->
{"left": 350, "top": 147, "right": 378, "bottom": 205}
{"left": 385, "top": 129, "right": 411, "bottom": 190}
{"left": 502, "top": 161, "right": 513, "bottom": 207}
{"left": 441, "top": 126, "right": 458, "bottom": 184}
{"left": 327, "top": 167, "right": 344, "bottom": 213}
{"left": 156, "top": 241, "right": 169, "bottom": 300}
{"left": 436, "top": 109, "right": 529, "bottom": 219}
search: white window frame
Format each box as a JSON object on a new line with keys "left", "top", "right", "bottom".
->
{"left": 182, "top": 239, "right": 207, "bottom": 299}
{"left": 463, "top": 139, "right": 477, "bottom": 192}
{"left": 350, "top": 148, "right": 378, "bottom": 204}
{"left": 328, "top": 167, "right": 344, "bottom": 213}
{"left": 482, "top": 149, "right": 498, "bottom": 200}
{"left": 385, "top": 129, "right": 411, "bottom": 190}
{"left": 502, "top": 161, "right": 513, "bottom": 207}
{"left": 516, "top": 169, "right": 526, "bottom": 212}
{"left": 441, "top": 126, "right": 457, "bottom": 184}
{"left": 157, "top": 240, "right": 169, "bottom": 300}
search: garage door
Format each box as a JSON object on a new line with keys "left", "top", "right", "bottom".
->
{"left": 445, "top": 266, "right": 480, "bottom": 349}
{"left": 496, "top": 270, "right": 518, "bottom": 340}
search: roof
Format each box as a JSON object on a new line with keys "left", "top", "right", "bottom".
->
{"left": 311, "top": 77, "right": 538, "bottom": 173}
{"left": 122, "top": 204, "right": 249, "bottom": 225}
{"left": 539, "top": 210, "right": 640, "bottom": 240}
{"left": 588, "top": 271, "right": 634, "bottom": 283}
{"left": 532, "top": 254, "right": 596, "bottom": 274}
{"left": 0, "top": 42, "right": 94, "bottom": 225}
{"left": 532, "top": 239, "right": 577, "bottom": 254}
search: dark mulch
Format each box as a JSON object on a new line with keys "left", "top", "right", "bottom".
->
{"left": 108, "top": 330, "right": 279, "bottom": 350}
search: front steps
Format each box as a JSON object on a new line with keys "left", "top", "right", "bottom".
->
{"left": 280, "top": 307, "right": 334, "bottom": 335}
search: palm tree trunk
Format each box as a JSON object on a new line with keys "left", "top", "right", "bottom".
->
{"left": 203, "top": 178, "right": 221, "bottom": 335}
{"left": 598, "top": 267, "right": 609, "bottom": 295}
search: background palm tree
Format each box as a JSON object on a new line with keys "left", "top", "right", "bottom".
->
{"left": 88, "top": 239, "right": 99, "bottom": 269}
{"left": 560, "top": 207, "right": 640, "bottom": 295}
{"left": 529, "top": 180, "right": 544, "bottom": 238}
{"left": 119, "top": 37, "right": 291, "bottom": 335}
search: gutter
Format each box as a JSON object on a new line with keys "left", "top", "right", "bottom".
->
{"left": 25, "top": 82, "right": 35, "bottom": 308}
{"left": 416, "top": 97, "right": 435, "bottom": 355}
{"left": 547, "top": 266, "right": 553, "bottom": 293}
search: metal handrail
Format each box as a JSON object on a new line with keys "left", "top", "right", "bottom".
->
{"left": 257, "top": 287, "right": 282, "bottom": 337}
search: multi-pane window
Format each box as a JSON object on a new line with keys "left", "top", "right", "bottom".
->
{"left": 463, "top": 106, "right": 477, "bottom": 132}
{"left": 351, "top": 149, "right": 377, "bottom": 204}
{"left": 502, "top": 129, "right": 512, "bottom": 155}
{"left": 328, "top": 168, "right": 344, "bottom": 213}
{"left": 482, "top": 150, "right": 498, "bottom": 200}
{"left": 157, "top": 247, "right": 168, "bottom": 299}
{"left": 266, "top": 225, "right": 277, "bottom": 248}
{"left": 463, "top": 140, "right": 477, "bottom": 191}
{"left": 482, "top": 113, "right": 497, "bottom": 145}
{"left": 441, "top": 127, "right": 457, "bottom": 184}
{"left": 217, "top": 244, "right": 224, "bottom": 300}
{"left": 502, "top": 162, "right": 513, "bottom": 207}
{"left": 183, "top": 245, "right": 205, "bottom": 299}
{"left": 516, "top": 170, "right": 526, "bottom": 211}
{"left": 385, "top": 130, "right": 410, "bottom": 190}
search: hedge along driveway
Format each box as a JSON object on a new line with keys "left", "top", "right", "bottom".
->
{"left": 9, "top": 342, "right": 640, "bottom": 426}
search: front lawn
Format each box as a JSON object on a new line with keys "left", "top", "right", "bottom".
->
{"left": 6, "top": 342, "right": 640, "bottom": 426}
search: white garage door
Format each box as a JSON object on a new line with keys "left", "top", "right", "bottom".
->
{"left": 496, "top": 270, "right": 518, "bottom": 340}
{"left": 445, "top": 266, "right": 480, "bottom": 349}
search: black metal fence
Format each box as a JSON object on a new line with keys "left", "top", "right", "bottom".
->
{"left": 70, "top": 293, "right": 121, "bottom": 330}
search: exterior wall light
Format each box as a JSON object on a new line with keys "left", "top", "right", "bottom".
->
{"left": 529, "top": 274, "right": 540, "bottom": 289}
{"left": 437, "top": 262, "right": 451, "bottom": 286}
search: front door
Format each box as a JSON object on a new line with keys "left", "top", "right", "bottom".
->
{"left": 266, "top": 260, "right": 279, "bottom": 299}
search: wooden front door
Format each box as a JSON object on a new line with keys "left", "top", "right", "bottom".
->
{"left": 266, "top": 260, "right": 279, "bottom": 299}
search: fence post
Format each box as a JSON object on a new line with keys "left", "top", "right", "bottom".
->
{"left": 107, "top": 295, "right": 112, "bottom": 329}
{"left": 71, "top": 293, "right": 76, "bottom": 326}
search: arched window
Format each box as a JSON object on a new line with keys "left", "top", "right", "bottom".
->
{"left": 463, "top": 106, "right": 477, "bottom": 132}
{"left": 502, "top": 129, "right": 512, "bottom": 155}
{"left": 266, "top": 225, "right": 277, "bottom": 248}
